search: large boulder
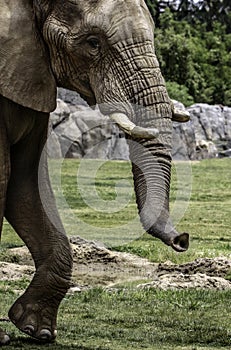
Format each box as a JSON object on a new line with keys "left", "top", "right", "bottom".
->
{"left": 48, "top": 96, "right": 129, "bottom": 160}
{"left": 172, "top": 101, "right": 197, "bottom": 160}
{"left": 187, "top": 103, "right": 231, "bottom": 159}
{"left": 172, "top": 102, "right": 231, "bottom": 160}
{"left": 48, "top": 89, "right": 231, "bottom": 160}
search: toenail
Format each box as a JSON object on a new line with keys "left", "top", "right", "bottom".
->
{"left": 39, "top": 329, "right": 52, "bottom": 341}
{"left": 1, "top": 334, "right": 10, "bottom": 345}
{"left": 23, "top": 325, "right": 35, "bottom": 336}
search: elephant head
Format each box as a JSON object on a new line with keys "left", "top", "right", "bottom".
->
{"left": 0, "top": 0, "right": 189, "bottom": 252}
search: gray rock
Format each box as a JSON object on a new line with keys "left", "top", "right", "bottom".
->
{"left": 48, "top": 89, "right": 231, "bottom": 160}
{"left": 57, "top": 87, "right": 88, "bottom": 110}
{"left": 49, "top": 100, "right": 130, "bottom": 160}
{"left": 47, "top": 131, "right": 63, "bottom": 158}
{"left": 47, "top": 99, "right": 72, "bottom": 158}
{"left": 172, "top": 102, "right": 231, "bottom": 160}
{"left": 224, "top": 107, "right": 231, "bottom": 139}
{"left": 172, "top": 101, "right": 197, "bottom": 160}
{"left": 50, "top": 98, "right": 71, "bottom": 126}
{"left": 187, "top": 103, "right": 231, "bottom": 159}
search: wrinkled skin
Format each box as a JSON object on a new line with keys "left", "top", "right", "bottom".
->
{"left": 0, "top": 0, "right": 189, "bottom": 344}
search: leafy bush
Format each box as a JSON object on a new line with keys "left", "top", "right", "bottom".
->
{"left": 166, "top": 82, "right": 194, "bottom": 107}
{"left": 148, "top": 2, "right": 231, "bottom": 106}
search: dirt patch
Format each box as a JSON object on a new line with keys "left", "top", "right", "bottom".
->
{"left": 138, "top": 273, "right": 231, "bottom": 290}
{"left": 69, "top": 236, "right": 157, "bottom": 287}
{"left": 2, "top": 237, "right": 231, "bottom": 291}
{"left": 0, "top": 262, "right": 34, "bottom": 281}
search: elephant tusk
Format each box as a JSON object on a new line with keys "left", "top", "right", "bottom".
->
{"left": 172, "top": 106, "right": 190, "bottom": 123}
{"left": 109, "top": 113, "right": 159, "bottom": 139}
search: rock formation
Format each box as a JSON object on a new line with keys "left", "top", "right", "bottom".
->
{"left": 172, "top": 101, "right": 231, "bottom": 160}
{"left": 47, "top": 89, "right": 231, "bottom": 160}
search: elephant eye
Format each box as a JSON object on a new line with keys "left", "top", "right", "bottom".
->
{"left": 87, "top": 36, "right": 101, "bottom": 51}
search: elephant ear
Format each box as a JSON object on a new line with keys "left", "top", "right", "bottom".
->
{"left": 0, "top": 0, "right": 57, "bottom": 113}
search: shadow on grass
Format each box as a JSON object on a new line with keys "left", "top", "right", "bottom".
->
{"left": 6, "top": 337, "right": 108, "bottom": 350}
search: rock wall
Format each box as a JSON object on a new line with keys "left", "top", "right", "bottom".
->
{"left": 172, "top": 101, "right": 231, "bottom": 160}
{"left": 48, "top": 89, "right": 129, "bottom": 160}
{"left": 47, "top": 89, "right": 231, "bottom": 160}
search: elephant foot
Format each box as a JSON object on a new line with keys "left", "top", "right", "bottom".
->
{"left": 0, "top": 329, "right": 10, "bottom": 345}
{"left": 8, "top": 292, "right": 59, "bottom": 342}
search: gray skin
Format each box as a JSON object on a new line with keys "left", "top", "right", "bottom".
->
{"left": 0, "top": 0, "right": 189, "bottom": 344}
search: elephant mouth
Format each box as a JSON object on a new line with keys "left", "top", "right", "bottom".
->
{"left": 80, "top": 91, "right": 97, "bottom": 107}
{"left": 108, "top": 101, "right": 190, "bottom": 137}
{"left": 80, "top": 93, "right": 189, "bottom": 139}
{"left": 109, "top": 112, "right": 159, "bottom": 139}
{"left": 102, "top": 106, "right": 189, "bottom": 139}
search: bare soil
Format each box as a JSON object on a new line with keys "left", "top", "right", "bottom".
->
{"left": 1, "top": 236, "right": 231, "bottom": 291}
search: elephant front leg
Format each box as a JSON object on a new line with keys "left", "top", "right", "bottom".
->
{"left": 7, "top": 234, "right": 72, "bottom": 342}
{"left": 5, "top": 162, "right": 72, "bottom": 342}
{"left": 4, "top": 115, "right": 72, "bottom": 342}
{"left": 0, "top": 118, "right": 11, "bottom": 345}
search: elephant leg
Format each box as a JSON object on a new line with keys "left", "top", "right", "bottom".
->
{"left": 0, "top": 118, "right": 11, "bottom": 345}
{"left": 4, "top": 112, "right": 72, "bottom": 342}
{"left": 0, "top": 117, "right": 10, "bottom": 235}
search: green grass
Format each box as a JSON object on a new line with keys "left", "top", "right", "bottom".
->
{"left": 0, "top": 288, "right": 230, "bottom": 349}
{"left": 2, "top": 158, "right": 230, "bottom": 262}
{"left": 0, "top": 158, "right": 231, "bottom": 349}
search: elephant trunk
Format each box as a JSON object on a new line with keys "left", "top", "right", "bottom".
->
{"left": 125, "top": 60, "right": 189, "bottom": 251}
{"left": 128, "top": 138, "right": 189, "bottom": 252}
{"left": 92, "top": 40, "right": 189, "bottom": 251}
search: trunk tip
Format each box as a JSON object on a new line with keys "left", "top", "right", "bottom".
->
{"left": 171, "top": 233, "right": 189, "bottom": 252}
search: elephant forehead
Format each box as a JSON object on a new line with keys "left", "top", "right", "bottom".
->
{"left": 94, "top": 0, "right": 154, "bottom": 43}
{"left": 93, "top": 0, "right": 153, "bottom": 33}
{"left": 51, "top": 0, "right": 153, "bottom": 41}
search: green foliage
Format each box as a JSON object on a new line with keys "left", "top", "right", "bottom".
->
{"left": 146, "top": 0, "right": 231, "bottom": 32}
{"left": 146, "top": 1, "right": 231, "bottom": 106}
{"left": 166, "top": 81, "right": 194, "bottom": 107}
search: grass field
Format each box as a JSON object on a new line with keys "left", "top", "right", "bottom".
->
{"left": 0, "top": 158, "right": 230, "bottom": 349}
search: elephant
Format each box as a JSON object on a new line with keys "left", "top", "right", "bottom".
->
{"left": 0, "top": 0, "right": 190, "bottom": 344}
